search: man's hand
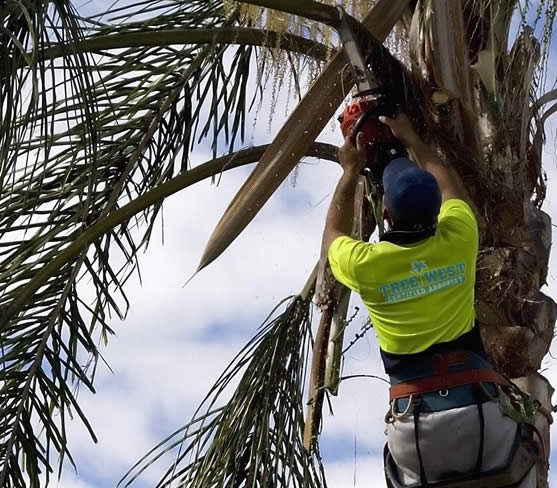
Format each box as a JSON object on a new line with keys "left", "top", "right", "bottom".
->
{"left": 380, "top": 113, "right": 465, "bottom": 202}
{"left": 378, "top": 114, "right": 420, "bottom": 149}
{"left": 321, "top": 133, "right": 365, "bottom": 253}
{"left": 338, "top": 132, "right": 366, "bottom": 176}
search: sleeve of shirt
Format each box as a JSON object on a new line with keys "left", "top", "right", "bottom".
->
{"left": 438, "top": 199, "right": 479, "bottom": 249}
{"left": 327, "top": 236, "right": 372, "bottom": 292}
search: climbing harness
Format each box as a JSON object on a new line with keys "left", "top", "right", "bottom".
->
{"left": 388, "top": 368, "right": 511, "bottom": 400}
{"left": 384, "top": 423, "right": 538, "bottom": 488}
{"left": 384, "top": 351, "right": 539, "bottom": 488}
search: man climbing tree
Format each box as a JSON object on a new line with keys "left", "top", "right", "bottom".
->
{"left": 322, "top": 113, "right": 539, "bottom": 487}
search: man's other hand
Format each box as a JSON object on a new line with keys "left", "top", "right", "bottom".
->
{"left": 379, "top": 114, "right": 420, "bottom": 149}
{"left": 338, "top": 132, "right": 366, "bottom": 176}
{"left": 380, "top": 113, "right": 465, "bottom": 202}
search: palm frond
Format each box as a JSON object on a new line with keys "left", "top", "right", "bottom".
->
{"left": 1, "top": 2, "right": 104, "bottom": 485}
{"left": 198, "top": 0, "right": 412, "bottom": 272}
{"left": 39, "top": 28, "right": 330, "bottom": 64}
{"left": 119, "top": 292, "right": 326, "bottom": 488}
{"left": 0, "top": 0, "right": 333, "bottom": 484}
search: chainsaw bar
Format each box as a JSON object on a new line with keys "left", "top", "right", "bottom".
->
{"left": 336, "top": 7, "right": 380, "bottom": 94}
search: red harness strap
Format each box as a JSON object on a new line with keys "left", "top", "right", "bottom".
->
{"left": 389, "top": 369, "right": 511, "bottom": 400}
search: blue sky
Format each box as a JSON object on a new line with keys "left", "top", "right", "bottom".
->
{"left": 50, "top": 3, "right": 557, "bottom": 488}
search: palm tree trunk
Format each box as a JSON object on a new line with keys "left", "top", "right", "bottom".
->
{"left": 406, "top": 3, "right": 555, "bottom": 485}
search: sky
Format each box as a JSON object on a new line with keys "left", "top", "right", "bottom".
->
{"left": 41, "top": 3, "right": 557, "bottom": 488}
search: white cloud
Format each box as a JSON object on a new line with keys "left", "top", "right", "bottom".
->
{"left": 324, "top": 455, "right": 387, "bottom": 488}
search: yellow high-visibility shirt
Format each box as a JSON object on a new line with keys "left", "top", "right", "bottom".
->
{"left": 328, "top": 199, "right": 478, "bottom": 354}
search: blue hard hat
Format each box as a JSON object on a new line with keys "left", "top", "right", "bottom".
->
{"left": 382, "top": 158, "right": 441, "bottom": 230}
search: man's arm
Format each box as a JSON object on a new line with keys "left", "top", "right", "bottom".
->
{"left": 322, "top": 133, "right": 366, "bottom": 253}
{"left": 379, "top": 114, "right": 466, "bottom": 202}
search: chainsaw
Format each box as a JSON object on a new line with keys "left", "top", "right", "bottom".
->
{"left": 336, "top": 7, "right": 407, "bottom": 196}
{"left": 338, "top": 89, "right": 406, "bottom": 184}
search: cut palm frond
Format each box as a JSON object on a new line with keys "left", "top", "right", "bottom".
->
{"left": 197, "top": 0, "right": 412, "bottom": 272}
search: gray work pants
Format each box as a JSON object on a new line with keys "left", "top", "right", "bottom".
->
{"left": 386, "top": 399, "right": 536, "bottom": 487}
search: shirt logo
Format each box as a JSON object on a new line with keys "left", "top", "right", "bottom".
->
{"left": 411, "top": 260, "right": 428, "bottom": 274}
{"left": 378, "top": 262, "right": 467, "bottom": 303}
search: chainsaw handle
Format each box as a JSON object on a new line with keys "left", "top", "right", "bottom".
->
{"left": 350, "top": 110, "right": 373, "bottom": 146}
{"left": 350, "top": 101, "right": 399, "bottom": 145}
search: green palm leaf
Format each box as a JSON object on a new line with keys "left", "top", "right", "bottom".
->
{"left": 119, "top": 287, "right": 326, "bottom": 488}
{"left": 0, "top": 1, "right": 332, "bottom": 485}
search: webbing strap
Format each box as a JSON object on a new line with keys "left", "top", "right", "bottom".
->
{"left": 474, "top": 386, "right": 485, "bottom": 475}
{"left": 412, "top": 399, "right": 429, "bottom": 487}
{"left": 389, "top": 369, "right": 511, "bottom": 400}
